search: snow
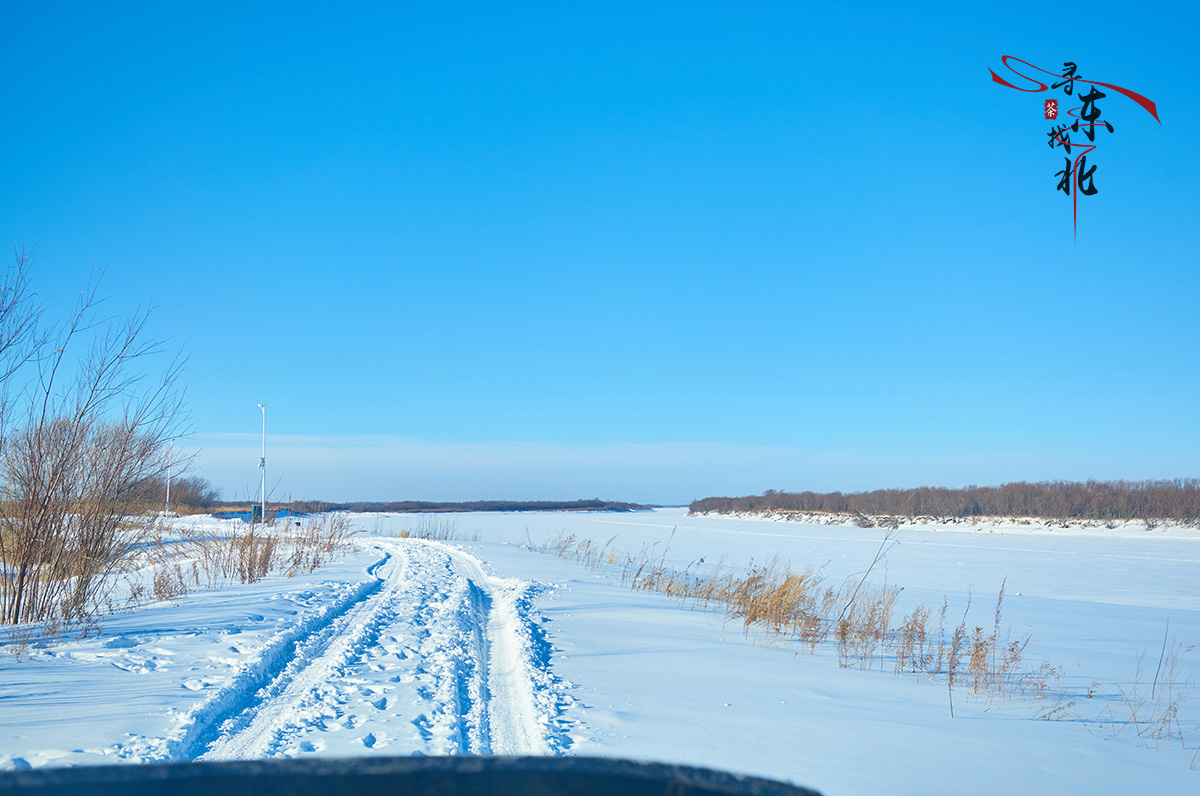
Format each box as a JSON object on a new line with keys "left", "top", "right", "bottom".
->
{"left": 1, "top": 508, "right": 1197, "bottom": 794}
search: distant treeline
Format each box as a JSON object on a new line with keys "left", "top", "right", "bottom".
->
{"left": 215, "top": 498, "right": 649, "bottom": 515}
{"left": 690, "top": 479, "right": 1200, "bottom": 521}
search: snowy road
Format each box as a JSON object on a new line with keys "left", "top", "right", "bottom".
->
{"left": 4, "top": 508, "right": 1197, "bottom": 795}
{"left": 120, "top": 539, "right": 565, "bottom": 761}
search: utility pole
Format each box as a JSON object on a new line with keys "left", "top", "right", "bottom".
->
{"left": 257, "top": 403, "right": 266, "bottom": 524}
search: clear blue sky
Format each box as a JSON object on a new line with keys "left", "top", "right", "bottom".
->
{"left": 4, "top": 1, "right": 1197, "bottom": 504}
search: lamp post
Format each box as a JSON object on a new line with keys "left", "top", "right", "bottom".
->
{"left": 257, "top": 403, "right": 266, "bottom": 524}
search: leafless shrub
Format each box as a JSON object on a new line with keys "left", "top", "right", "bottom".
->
{"left": 4, "top": 624, "right": 37, "bottom": 660}
{"left": 0, "top": 251, "right": 185, "bottom": 640}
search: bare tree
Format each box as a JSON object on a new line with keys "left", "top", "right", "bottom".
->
{"left": 0, "top": 249, "right": 188, "bottom": 633}
{"left": 0, "top": 249, "right": 48, "bottom": 445}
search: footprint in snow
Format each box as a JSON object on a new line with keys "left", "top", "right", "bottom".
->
{"left": 372, "top": 697, "right": 388, "bottom": 711}
{"left": 104, "top": 636, "right": 140, "bottom": 649}
{"left": 112, "top": 659, "right": 157, "bottom": 674}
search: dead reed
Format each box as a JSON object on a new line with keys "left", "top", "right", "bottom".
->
{"left": 149, "top": 512, "right": 356, "bottom": 595}
{"left": 1102, "top": 627, "right": 1193, "bottom": 744}
{"left": 528, "top": 529, "right": 1059, "bottom": 707}
{"left": 393, "top": 516, "right": 481, "bottom": 542}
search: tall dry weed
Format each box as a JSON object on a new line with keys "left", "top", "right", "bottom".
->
{"left": 1103, "top": 631, "right": 1193, "bottom": 744}
{"left": 835, "top": 583, "right": 900, "bottom": 670}
{"left": 395, "top": 517, "right": 480, "bottom": 542}
{"left": 895, "top": 603, "right": 933, "bottom": 676}
{"left": 158, "top": 512, "right": 356, "bottom": 592}
{"left": 526, "top": 528, "right": 1151, "bottom": 724}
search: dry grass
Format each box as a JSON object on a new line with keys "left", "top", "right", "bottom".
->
{"left": 528, "top": 529, "right": 1066, "bottom": 709}
{"left": 894, "top": 601, "right": 942, "bottom": 679}
{"left": 1035, "top": 629, "right": 1194, "bottom": 748}
{"left": 152, "top": 563, "right": 190, "bottom": 601}
{"left": 1102, "top": 631, "right": 1193, "bottom": 744}
{"left": 279, "top": 513, "right": 356, "bottom": 577}
{"left": 5, "top": 513, "right": 357, "bottom": 655}
{"left": 147, "top": 512, "right": 356, "bottom": 597}
{"left": 392, "top": 517, "right": 481, "bottom": 542}
{"left": 836, "top": 582, "right": 900, "bottom": 669}
{"left": 727, "top": 560, "right": 832, "bottom": 646}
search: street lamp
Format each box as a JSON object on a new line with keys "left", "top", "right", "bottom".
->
{"left": 257, "top": 403, "right": 266, "bottom": 524}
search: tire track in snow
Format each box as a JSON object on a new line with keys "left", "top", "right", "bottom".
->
{"left": 200, "top": 544, "right": 411, "bottom": 761}
{"left": 406, "top": 540, "right": 568, "bottom": 756}
{"left": 128, "top": 539, "right": 566, "bottom": 760}
{"left": 409, "top": 558, "right": 490, "bottom": 754}
{"left": 440, "top": 544, "right": 555, "bottom": 755}
{"left": 121, "top": 545, "right": 400, "bottom": 761}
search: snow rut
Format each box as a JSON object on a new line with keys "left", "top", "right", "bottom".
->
{"left": 442, "top": 545, "right": 555, "bottom": 755}
{"left": 407, "top": 540, "right": 564, "bottom": 755}
{"left": 200, "top": 545, "right": 411, "bottom": 760}
{"left": 127, "top": 538, "right": 566, "bottom": 760}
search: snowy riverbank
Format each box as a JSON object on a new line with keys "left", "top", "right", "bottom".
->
{"left": 2, "top": 508, "right": 1196, "bottom": 794}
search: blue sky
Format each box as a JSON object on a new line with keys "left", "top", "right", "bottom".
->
{"left": 4, "top": 1, "right": 1198, "bottom": 504}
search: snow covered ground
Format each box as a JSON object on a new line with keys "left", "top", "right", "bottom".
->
{"left": 1, "top": 508, "right": 1197, "bottom": 794}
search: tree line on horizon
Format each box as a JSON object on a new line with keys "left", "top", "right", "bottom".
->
{"left": 209, "top": 498, "right": 649, "bottom": 515}
{"left": 689, "top": 479, "right": 1200, "bottom": 521}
